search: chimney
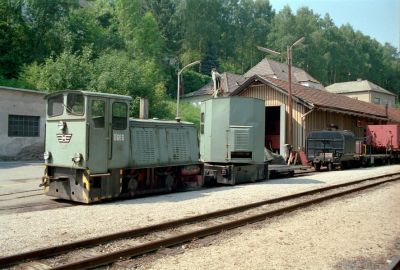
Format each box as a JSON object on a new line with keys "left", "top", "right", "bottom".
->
{"left": 139, "top": 98, "right": 149, "bottom": 119}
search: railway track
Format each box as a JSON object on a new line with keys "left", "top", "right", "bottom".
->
{"left": 0, "top": 169, "right": 311, "bottom": 215}
{"left": 1, "top": 172, "right": 399, "bottom": 270}
{"left": 0, "top": 189, "right": 74, "bottom": 215}
{"left": 0, "top": 188, "right": 42, "bottom": 197}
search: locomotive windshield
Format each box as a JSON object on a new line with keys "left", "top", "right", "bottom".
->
{"left": 66, "top": 93, "right": 84, "bottom": 116}
{"left": 47, "top": 92, "right": 85, "bottom": 117}
{"left": 47, "top": 94, "right": 64, "bottom": 117}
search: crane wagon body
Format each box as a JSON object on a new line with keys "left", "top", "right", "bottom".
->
{"left": 200, "top": 97, "right": 267, "bottom": 185}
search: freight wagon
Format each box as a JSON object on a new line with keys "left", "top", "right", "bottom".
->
{"left": 307, "top": 126, "right": 400, "bottom": 170}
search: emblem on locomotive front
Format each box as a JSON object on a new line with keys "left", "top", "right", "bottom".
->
{"left": 57, "top": 134, "right": 72, "bottom": 143}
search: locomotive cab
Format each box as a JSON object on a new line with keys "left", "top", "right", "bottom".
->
{"left": 42, "top": 90, "right": 131, "bottom": 203}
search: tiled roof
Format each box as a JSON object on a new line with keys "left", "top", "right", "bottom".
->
{"left": 231, "top": 75, "right": 400, "bottom": 123}
{"left": 182, "top": 81, "right": 213, "bottom": 98}
{"left": 326, "top": 80, "right": 396, "bottom": 96}
{"left": 182, "top": 72, "right": 245, "bottom": 98}
{"left": 388, "top": 107, "right": 400, "bottom": 123}
{"left": 244, "top": 58, "right": 325, "bottom": 90}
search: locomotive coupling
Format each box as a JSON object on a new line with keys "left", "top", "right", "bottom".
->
{"left": 40, "top": 175, "right": 50, "bottom": 187}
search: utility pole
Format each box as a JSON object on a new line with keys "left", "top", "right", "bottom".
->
{"left": 176, "top": 60, "right": 200, "bottom": 122}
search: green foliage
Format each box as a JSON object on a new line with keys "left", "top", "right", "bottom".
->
{"left": 200, "top": 41, "right": 219, "bottom": 75}
{"left": 180, "top": 70, "right": 210, "bottom": 95}
{"left": 133, "top": 12, "right": 166, "bottom": 61}
{"left": 179, "top": 102, "right": 201, "bottom": 130}
{"left": 55, "top": 2, "right": 121, "bottom": 53}
{"left": 0, "top": 1, "right": 30, "bottom": 77}
{"left": 0, "top": 75, "right": 31, "bottom": 89}
{"left": 163, "top": 100, "right": 201, "bottom": 130}
{"left": 20, "top": 47, "right": 94, "bottom": 91}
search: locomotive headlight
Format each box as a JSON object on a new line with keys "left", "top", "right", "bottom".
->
{"left": 58, "top": 121, "right": 66, "bottom": 132}
{"left": 43, "top": 151, "right": 51, "bottom": 161}
{"left": 72, "top": 153, "right": 82, "bottom": 163}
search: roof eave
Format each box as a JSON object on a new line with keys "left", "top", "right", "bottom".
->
{"left": 314, "top": 105, "right": 388, "bottom": 121}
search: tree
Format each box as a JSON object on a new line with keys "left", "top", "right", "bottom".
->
{"left": 133, "top": 12, "right": 165, "bottom": 61}
{"left": 200, "top": 41, "right": 219, "bottom": 75}
{"left": 0, "top": 1, "right": 30, "bottom": 78}
{"left": 23, "top": 0, "right": 80, "bottom": 61}
{"left": 91, "top": 50, "right": 169, "bottom": 118}
{"left": 20, "top": 47, "right": 94, "bottom": 91}
{"left": 54, "top": 1, "right": 123, "bottom": 54}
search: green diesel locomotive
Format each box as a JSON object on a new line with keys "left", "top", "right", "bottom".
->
{"left": 41, "top": 90, "right": 202, "bottom": 203}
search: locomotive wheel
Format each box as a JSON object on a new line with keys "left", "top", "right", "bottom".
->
{"left": 165, "top": 174, "right": 175, "bottom": 191}
{"left": 340, "top": 161, "right": 347, "bottom": 170}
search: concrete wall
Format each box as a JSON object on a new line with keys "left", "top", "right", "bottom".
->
{"left": 182, "top": 94, "right": 212, "bottom": 107}
{"left": 0, "top": 87, "right": 46, "bottom": 160}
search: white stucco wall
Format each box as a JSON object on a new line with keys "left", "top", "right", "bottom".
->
{"left": 369, "top": 91, "right": 396, "bottom": 107}
{"left": 0, "top": 87, "right": 46, "bottom": 159}
{"left": 181, "top": 94, "right": 212, "bottom": 107}
{"left": 338, "top": 91, "right": 396, "bottom": 108}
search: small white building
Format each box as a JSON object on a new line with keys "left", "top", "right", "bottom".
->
{"left": 0, "top": 86, "right": 46, "bottom": 160}
{"left": 326, "top": 79, "right": 397, "bottom": 108}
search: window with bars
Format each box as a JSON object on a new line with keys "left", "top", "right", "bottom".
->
{"left": 8, "top": 115, "right": 40, "bottom": 137}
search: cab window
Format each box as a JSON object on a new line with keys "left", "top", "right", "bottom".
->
{"left": 112, "top": 102, "right": 127, "bottom": 129}
{"left": 67, "top": 93, "right": 84, "bottom": 116}
{"left": 48, "top": 94, "right": 64, "bottom": 117}
{"left": 91, "top": 100, "right": 105, "bottom": 128}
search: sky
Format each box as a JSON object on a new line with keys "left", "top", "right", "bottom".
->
{"left": 268, "top": 0, "right": 400, "bottom": 50}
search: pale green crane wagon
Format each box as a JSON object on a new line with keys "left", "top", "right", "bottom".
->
{"left": 200, "top": 97, "right": 267, "bottom": 184}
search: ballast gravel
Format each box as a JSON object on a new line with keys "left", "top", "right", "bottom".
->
{"left": 0, "top": 165, "right": 399, "bottom": 269}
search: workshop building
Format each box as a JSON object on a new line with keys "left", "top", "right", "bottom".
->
{"left": 0, "top": 86, "right": 46, "bottom": 160}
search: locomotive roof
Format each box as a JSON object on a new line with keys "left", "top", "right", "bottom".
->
{"left": 44, "top": 90, "right": 132, "bottom": 101}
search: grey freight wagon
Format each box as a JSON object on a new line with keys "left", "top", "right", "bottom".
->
{"left": 306, "top": 130, "right": 356, "bottom": 171}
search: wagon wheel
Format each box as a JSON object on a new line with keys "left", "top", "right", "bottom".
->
{"left": 314, "top": 163, "right": 321, "bottom": 172}
{"left": 127, "top": 177, "right": 138, "bottom": 196}
{"left": 327, "top": 162, "right": 333, "bottom": 171}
